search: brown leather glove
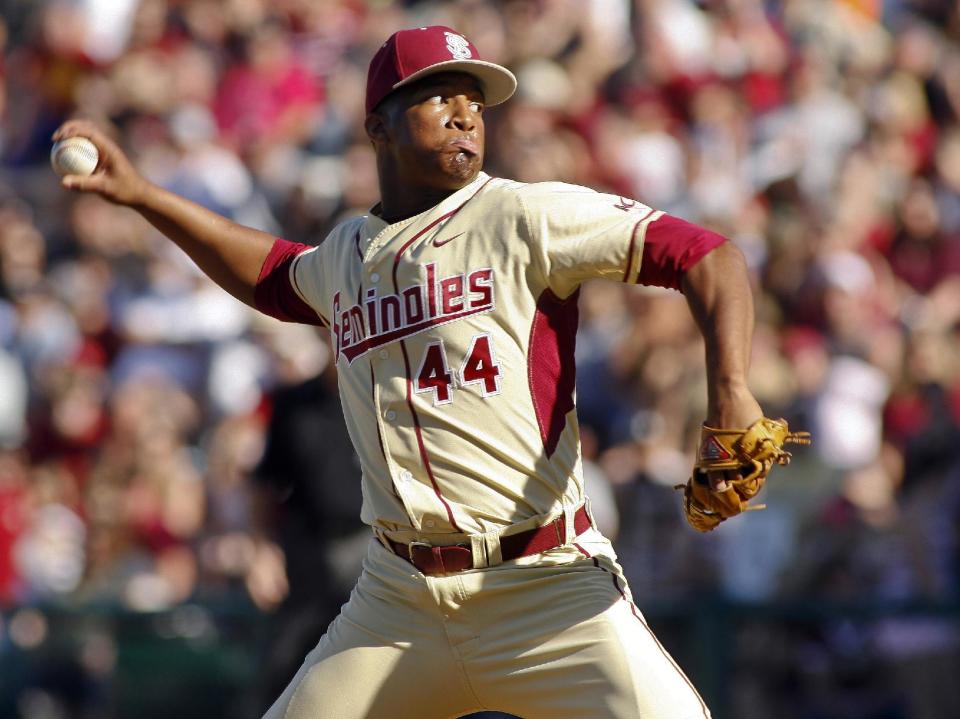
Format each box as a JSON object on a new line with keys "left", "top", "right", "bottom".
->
{"left": 675, "top": 417, "right": 811, "bottom": 532}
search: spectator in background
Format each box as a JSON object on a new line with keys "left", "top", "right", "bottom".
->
{"left": 246, "top": 329, "right": 366, "bottom": 714}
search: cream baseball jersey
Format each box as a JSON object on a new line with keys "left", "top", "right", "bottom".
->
{"left": 255, "top": 172, "right": 724, "bottom": 538}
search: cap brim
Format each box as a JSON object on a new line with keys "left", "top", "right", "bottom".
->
{"left": 391, "top": 59, "right": 517, "bottom": 107}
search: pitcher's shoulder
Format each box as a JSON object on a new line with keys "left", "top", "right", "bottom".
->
{"left": 324, "top": 215, "right": 367, "bottom": 244}
{"left": 303, "top": 215, "right": 367, "bottom": 261}
{"left": 484, "top": 177, "right": 601, "bottom": 208}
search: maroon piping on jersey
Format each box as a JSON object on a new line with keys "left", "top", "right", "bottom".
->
{"left": 389, "top": 177, "right": 494, "bottom": 533}
{"left": 573, "top": 543, "right": 711, "bottom": 718}
{"left": 398, "top": 345, "right": 461, "bottom": 530}
{"left": 527, "top": 288, "right": 579, "bottom": 458}
{"left": 254, "top": 238, "right": 330, "bottom": 326}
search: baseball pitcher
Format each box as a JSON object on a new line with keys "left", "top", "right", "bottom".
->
{"left": 55, "top": 24, "right": 807, "bottom": 719}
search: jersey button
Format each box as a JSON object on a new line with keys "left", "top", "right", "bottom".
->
{"left": 398, "top": 471, "right": 412, "bottom": 483}
{"left": 370, "top": 272, "right": 380, "bottom": 282}
{"left": 385, "top": 410, "right": 397, "bottom": 421}
{"left": 379, "top": 349, "right": 389, "bottom": 359}
{"left": 424, "top": 520, "right": 436, "bottom": 529}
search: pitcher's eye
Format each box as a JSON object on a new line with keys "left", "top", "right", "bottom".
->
{"left": 469, "top": 102, "right": 483, "bottom": 113}
{"left": 426, "top": 95, "right": 443, "bottom": 105}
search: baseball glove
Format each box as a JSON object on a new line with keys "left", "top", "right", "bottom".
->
{"left": 675, "top": 417, "right": 811, "bottom": 532}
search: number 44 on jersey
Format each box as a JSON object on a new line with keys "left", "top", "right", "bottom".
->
{"left": 415, "top": 333, "right": 502, "bottom": 405}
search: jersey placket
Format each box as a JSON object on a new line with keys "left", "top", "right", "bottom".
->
{"left": 350, "top": 223, "right": 419, "bottom": 531}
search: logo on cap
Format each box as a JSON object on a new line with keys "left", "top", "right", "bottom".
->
{"left": 444, "top": 32, "right": 472, "bottom": 60}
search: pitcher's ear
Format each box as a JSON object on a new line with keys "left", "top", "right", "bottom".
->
{"left": 365, "top": 112, "right": 389, "bottom": 145}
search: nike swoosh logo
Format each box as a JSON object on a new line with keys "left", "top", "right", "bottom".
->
{"left": 433, "top": 232, "right": 465, "bottom": 248}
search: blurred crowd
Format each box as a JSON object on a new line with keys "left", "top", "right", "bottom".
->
{"left": 1, "top": 0, "right": 960, "bottom": 717}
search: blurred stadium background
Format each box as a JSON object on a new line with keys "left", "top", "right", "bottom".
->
{"left": 1, "top": 0, "right": 959, "bottom": 717}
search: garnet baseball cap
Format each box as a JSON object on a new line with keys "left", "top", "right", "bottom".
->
{"left": 366, "top": 26, "right": 517, "bottom": 114}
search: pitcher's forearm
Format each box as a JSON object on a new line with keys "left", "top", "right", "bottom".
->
{"left": 682, "top": 241, "right": 760, "bottom": 426}
{"left": 133, "top": 183, "right": 275, "bottom": 306}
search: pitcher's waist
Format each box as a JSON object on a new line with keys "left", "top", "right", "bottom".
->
{"left": 377, "top": 504, "right": 593, "bottom": 576}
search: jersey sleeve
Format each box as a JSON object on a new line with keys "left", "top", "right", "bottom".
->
{"left": 288, "top": 243, "right": 332, "bottom": 324}
{"left": 254, "top": 238, "right": 330, "bottom": 326}
{"left": 518, "top": 183, "right": 725, "bottom": 297}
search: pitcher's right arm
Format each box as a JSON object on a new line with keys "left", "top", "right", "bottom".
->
{"left": 54, "top": 120, "right": 277, "bottom": 309}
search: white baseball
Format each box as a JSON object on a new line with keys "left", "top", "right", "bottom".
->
{"left": 50, "top": 137, "right": 100, "bottom": 177}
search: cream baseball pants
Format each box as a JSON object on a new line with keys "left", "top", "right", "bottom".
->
{"left": 263, "top": 528, "right": 710, "bottom": 719}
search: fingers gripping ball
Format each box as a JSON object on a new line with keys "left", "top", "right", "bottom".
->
{"left": 675, "top": 417, "right": 811, "bottom": 532}
{"left": 51, "top": 137, "right": 99, "bottom": 177}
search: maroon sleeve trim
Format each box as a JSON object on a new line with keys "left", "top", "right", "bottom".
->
{"left": 254, "top": 238, "right": 329, "bottom": 326}
{"left": 637, "top": 215, "right": 727, "bottom": 291}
